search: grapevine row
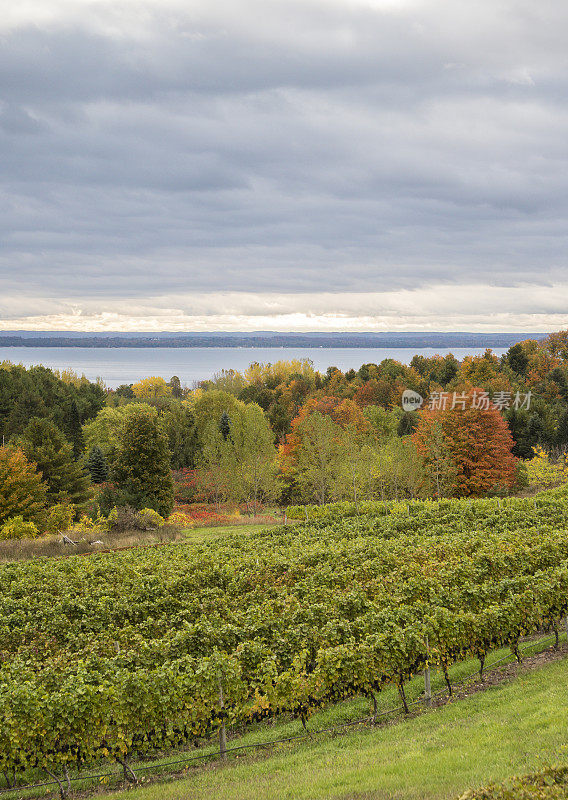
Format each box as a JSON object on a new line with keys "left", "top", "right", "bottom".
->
{"left": 2, "top": 494, "right": 568, "bottom": 788}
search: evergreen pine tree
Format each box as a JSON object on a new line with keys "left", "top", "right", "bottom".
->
{"left": 86, "top": 445, "right": 109, "bottom": 483}
{"left": 115, "top": 384, "right": 135, "bottom": 399}
{"left": 556, "top": 409, "right": 568, "bottom": 448}
{"left": 527, "top": 412, "right": 545, "bottom": 446}
{"left": 19, "top": 418, "right": 92, "bottom": 510}
{"left": 219, "top": 411, "right": 231, "bottom": 441}
{"left": 506, "top": 343, "right": 529, "bottom": 375}
{"left": 168, "top": 375, "right": 183, "bottom": 399}
{"left": 112, "top": 406, "right": 174, "bottom": 517}
{"left": 66, "top": 399, "right": 85, "bottom": 459}
{"left": 397, "top": 411, "right": 419, "bottom": 437}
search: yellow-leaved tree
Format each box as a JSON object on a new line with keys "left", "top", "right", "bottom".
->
{"left": 132, "top": 376, "right": 171, "bottom": 400}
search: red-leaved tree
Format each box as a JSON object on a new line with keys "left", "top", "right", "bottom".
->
{"left": 413, "top": 388, "right": 518, "bottom": 497}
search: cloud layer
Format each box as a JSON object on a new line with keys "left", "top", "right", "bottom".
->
{"left": 1, "top": 0, "right": 567, "bottom": 330}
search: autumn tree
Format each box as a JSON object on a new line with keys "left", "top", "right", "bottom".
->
{"left": 353, "top": 379, "right": 393, "bottom": 408}
{"left": 413, "top": 389, "right": 517, "bottom": 497}
{"left": 281, "top": 396, "right": 370, "bottom": 470}
{"left": 132, "top": 376, "right": 171, "bottom": 401}
{"left": 112, "top": 406, "right": 175, "bottom": 517}
{"left": 411, "top": 418, "right": 456, "bottom": 497}
{"left": 280, "top": 396, "right": 379, "bottom": 504}
{"left": 543, "top": 330, "right": 568, "bottom": 361}
{"left": 0, "top": 447, "right": 48, "bottom": 525}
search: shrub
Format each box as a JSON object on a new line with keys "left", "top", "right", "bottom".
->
{"left": 459, "top": 765, "right": 568, "bottom": 799}
{"left": 0, "top": 516, "right": 39, "bottom": 540}
{"left": 44, "top": 503, "right": 75, "bottom": 534}
{"left": 173, "top": 469, "right": 198, "bottom": 503}
{"left": 525, "top": 446, "right": 568, "bottom": 488}
{"left": 107, "top": 505, "right": 165, "bottom": 532}
{"left": 514, "top": 460, "right": 529, "bottom": 490}
{"left": 71, "top": 515, "right": 107, "bottom": 537}
{"left": 138, "top": 508, "right": 165, "bottom": 529}
{"left": 167, "top": 510, "right": 195, "bottom": 528}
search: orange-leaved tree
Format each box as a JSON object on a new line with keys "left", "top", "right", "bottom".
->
{"left": 412, "top": 388, "right": 518, "bottom": 497}
{"left": 280, "top": 396, "right": 371, "bottom": 475}
{"left": 0, "top": 447, "right": 48, "bottom": 525}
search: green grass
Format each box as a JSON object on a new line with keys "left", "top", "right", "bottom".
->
{"left": 5, "top": 637, "right": 563, "bottom": 800}
{"left": 102, "top": 650, "right": 568, "bottom": 800}
{"left": 181, "top": 523, "right": 272, "bottom": 544}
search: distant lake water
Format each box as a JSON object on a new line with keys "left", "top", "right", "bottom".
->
{"left": 0, "top": 346, "right": 508, "bottom": 389}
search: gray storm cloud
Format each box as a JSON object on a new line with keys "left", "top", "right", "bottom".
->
{"left": 1, "top": 0, "right": 567, "bottom": 328}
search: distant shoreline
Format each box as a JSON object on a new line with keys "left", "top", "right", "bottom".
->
{"left": 0, "top": 332, "right": 545, "bottom": 349}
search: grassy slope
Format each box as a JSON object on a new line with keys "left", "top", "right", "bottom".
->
{"left": 105, "top": 655, "right": 568, "bottom": 800}
{"left": 181, "top": 523, "right": 272, "bottom": 544}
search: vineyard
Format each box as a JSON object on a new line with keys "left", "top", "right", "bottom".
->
{"left": 2, "top": 490, "right": 568, "bottom": 794}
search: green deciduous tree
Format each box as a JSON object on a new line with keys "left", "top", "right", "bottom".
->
{"left": 159, "top": 404, "right": 197, "bottom": 469}
{"left": 196, "top": 400, "right": 278, "bottom": 511}
{"left": 197, "top": 421, "right": 236, "bottom": 508}
{"left": 112, "top": 406, "right": 174, "bottom": 517}
{"left": 290, "top": 412, "right": 346, "bottom": 505}
{"left": 337, "top": 433, "right": 380, "bottom": 507}
{"left": 82, "top": 405, "right": 142, "bottom": 464}
{"left": 233, "top": 404, "right": 280, "bottom": 514}
{"left": 412, "top": 418, "right": 456, "bottom": 498}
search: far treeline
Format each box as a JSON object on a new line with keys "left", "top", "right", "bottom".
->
{"left": 2, "top": 330, "right": 568, "bottom": 537}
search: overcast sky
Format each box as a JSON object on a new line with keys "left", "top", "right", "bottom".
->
{"left": 1, "top": 0, "right": 567, "bottom": 332}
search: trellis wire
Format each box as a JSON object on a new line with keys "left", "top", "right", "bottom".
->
{"left": 1, "top": 631, "right": 559, "bottom": 797}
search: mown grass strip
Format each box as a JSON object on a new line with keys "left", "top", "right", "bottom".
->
{"left": 102, "top": 654, "right": 568, "bottom": 800}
